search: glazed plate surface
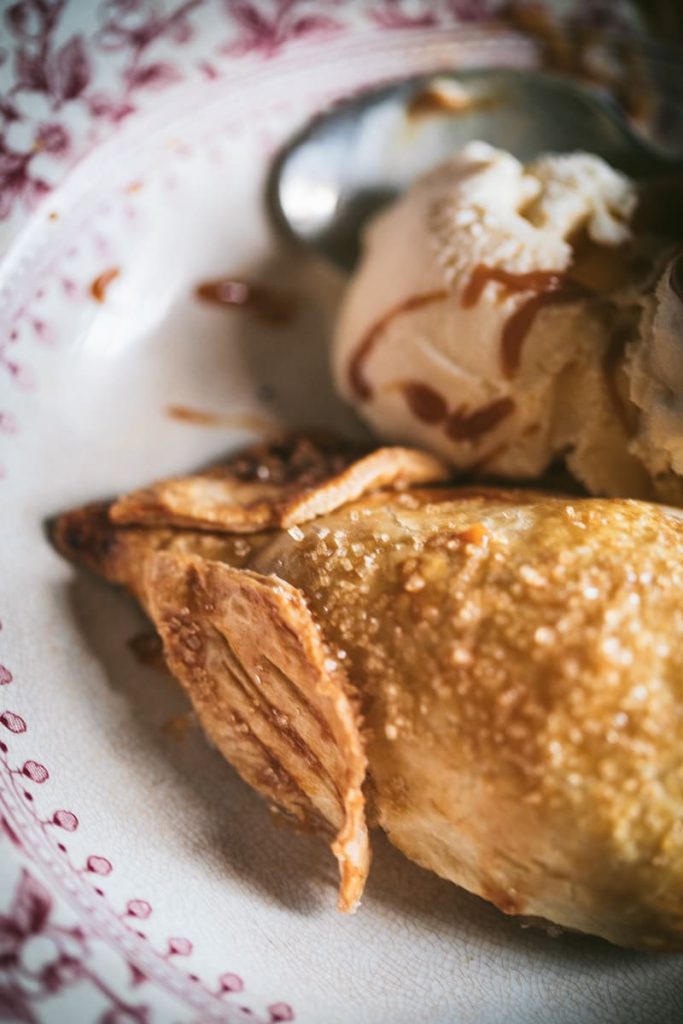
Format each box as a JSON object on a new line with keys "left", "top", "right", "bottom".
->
{"left": 2, "top": 4, "right": 683, "bottom": 1021}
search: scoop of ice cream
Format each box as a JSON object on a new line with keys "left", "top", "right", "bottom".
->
{"left": 333, "top": 141, "right": 677, "bottom": 499}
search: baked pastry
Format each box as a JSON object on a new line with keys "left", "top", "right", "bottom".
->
{"left": 52, "top": 437, "right": 683, "bottom": 950}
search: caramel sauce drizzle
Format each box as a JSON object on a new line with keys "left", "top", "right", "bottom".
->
{"left": 90, "top": 267, "right": 120, "bottom": 303}
{"left": 500, "top": 286, "right": 584, "bottom": 378}
{"left": 195, "top": 277, "right": 296, "bottom": 326}
{"left": 167, "top": 404, "right": 226, "bottom": 426}
{"left": 462, "top": 265, "right": 586, "bottom": 379}
{"left": 398, "top": 381, "right": 515, "bottom": 443}
{"left": 445, "top": 396, "right": 515, "bottom": 441}
{"left": 401, "top": 382, "right": 448, "bottom": 424}
{"left": 348, "top": 290, "right": 449, "bottom": 400}
{"left": 461, "top": 266, "right": 563, "bottom": 308}
{"left": 166, "top": 404, "right": 276, "bottom": 434}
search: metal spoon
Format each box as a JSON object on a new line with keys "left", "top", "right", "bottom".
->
{"left": 267, "top": 68, "right": 682, "bottom": 272}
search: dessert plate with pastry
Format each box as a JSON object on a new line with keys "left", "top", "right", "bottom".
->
{"left": 2, "top": 5, "right": 683, "bottom": 1024}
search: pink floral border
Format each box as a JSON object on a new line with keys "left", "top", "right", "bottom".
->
{"left": 0, "top": 0, "right": 631, "bottom": 485}
{"left": 0, "top": 658, "right": 293, "bottom": 1021}
{"left": 0, "top": 0, "right": 631, "bottom": 242}
{"left": 0, "top": 0, "right": 419, "bottom": 230}
{"left": 0, "top": 0, "right": 348, "bottom": 229}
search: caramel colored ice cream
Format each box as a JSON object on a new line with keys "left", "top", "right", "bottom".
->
{"left": 333, "top": 142, "right": 682, "bottom": 500}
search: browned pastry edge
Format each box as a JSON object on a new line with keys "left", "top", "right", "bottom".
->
{"left": 108, "top": 436, "right": 449, "bottom": 533}
{"left": 144, "top": 554, "right": 370, "bottom": 912}
{"left": 49, "top": 502, "right": 275, "bottom": 612}
{"left": 50, "top": 501, "right": 120, "bottom": 579}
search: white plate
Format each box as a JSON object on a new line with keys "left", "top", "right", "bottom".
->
{"left": 2, "top": 4, "right": 683, "bottom": 1022}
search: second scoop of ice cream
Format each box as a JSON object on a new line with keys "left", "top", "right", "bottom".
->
{"left": 333, "top": 141, "right": 681, "bottom": 500}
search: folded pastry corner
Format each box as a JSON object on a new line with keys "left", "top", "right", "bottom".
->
{"left": 50, "top": 502, "right": 269, "bottom": 611}
{"left": 144, "top": 553, "right": 370, "bottom": 912}
{"left": 50, "top": 501, "right": 155, "bottom": 607}
{"left": 109, "top": 434, "right": 448, "bottom": 533}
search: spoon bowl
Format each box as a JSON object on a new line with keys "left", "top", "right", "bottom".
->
{"left": 268, "top": 68, "right": 682, "bottom": 271}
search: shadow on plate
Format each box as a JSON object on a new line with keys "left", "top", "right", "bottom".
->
{"left": 366, "top": 830, "right": 652, "bottom": 971}
{"left": 207, "top": 244, "right": 370, "bottom": 443}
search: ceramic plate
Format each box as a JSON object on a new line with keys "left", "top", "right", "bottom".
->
{"left": 2, "top": 2, "right": 683, "bottom": 1022}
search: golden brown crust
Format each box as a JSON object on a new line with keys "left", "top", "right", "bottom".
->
{"left": 50, "top": 449, "right": 683, "bottom": 949}
{"left": 109, "top": 436, "right": 448, "bottom": 533}
{"left": 258, "top": 492, "right": 683, "bottom": 949}
{"left": 144, "top": 554, "right": 369, "bottom": 912}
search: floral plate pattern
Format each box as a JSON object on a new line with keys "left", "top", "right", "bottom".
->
{"left": 3, "top": 2, "right": 683, "bottom": 1023}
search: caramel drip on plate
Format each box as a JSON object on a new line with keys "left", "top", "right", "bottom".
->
{"left": 166, "top": 404, "right": 276, "bottom": 434}
{"left": 195, "top": 277, "right": 296, "bottom": 326}
{"left": 348, "top": 290, "right": 449, "bottom": 400}
{"left": 91, "top": 267, "right": 120, "bottom": 303}
{"left": 462, "top": 265, "right": 585, "bottom": 379}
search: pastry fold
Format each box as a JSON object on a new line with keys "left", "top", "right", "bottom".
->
{"left": 146, "top": 555, "right": 368, "bottom": 912}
